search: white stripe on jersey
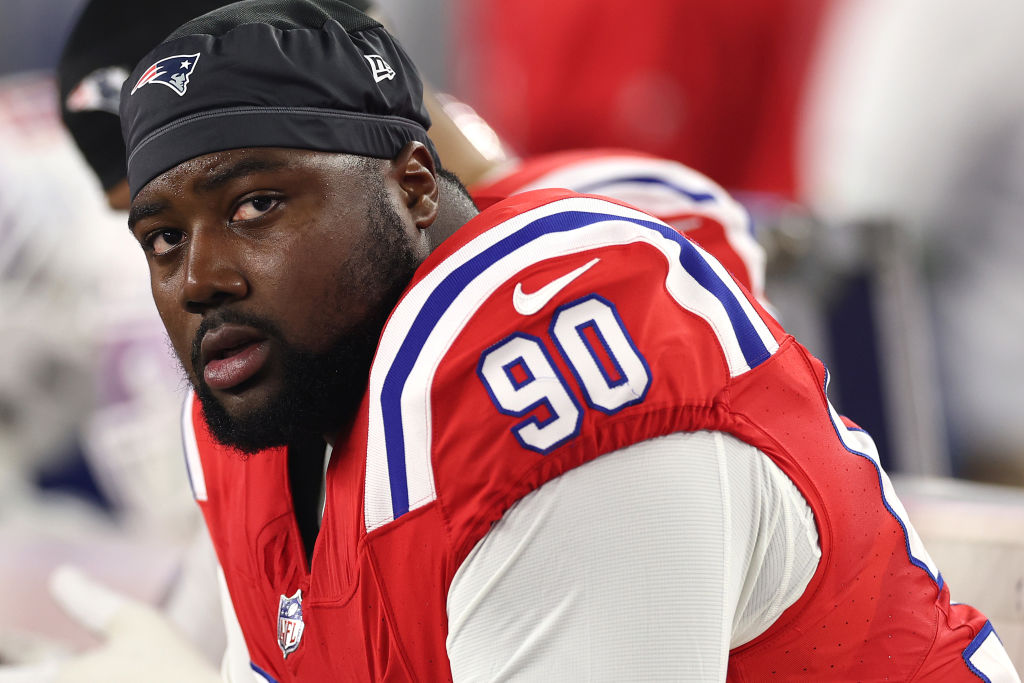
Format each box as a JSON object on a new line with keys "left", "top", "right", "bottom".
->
{"left": 364, "top": 196, "right": 779, "bottom": 532}
{"left": 181, "top": 392, "right": 208, "bottom": 502}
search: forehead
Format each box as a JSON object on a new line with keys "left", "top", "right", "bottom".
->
{"left": 134, "top": 148, "right": 299, "bottom": 200}
{"left": 132, "top": 147, "right": 370, "bottom": 204}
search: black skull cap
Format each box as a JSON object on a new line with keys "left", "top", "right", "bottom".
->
{"left": 58, "top": 0, "right": 236, "bottom": 191}
{"left": 120, "top": 0, "right": 434, "bottom": 199}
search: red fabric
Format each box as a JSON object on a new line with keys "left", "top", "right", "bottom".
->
{"left": 193, "top": 190, "right": 993, "bottom": 681}
{"left": 455, "top": 0, "right": 828, "bottom": 199}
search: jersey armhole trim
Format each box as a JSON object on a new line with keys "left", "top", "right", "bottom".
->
{"left": 962, "top": 621, "right": 1013, "bottom": 682}
{"left": 181, "top": 392, "right": 208, "bottom": 502}
{"left": 249, "top": 662, "right": 280, "bottom": 682}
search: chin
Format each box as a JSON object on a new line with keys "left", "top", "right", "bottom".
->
{"left": 196, "top": 373, "right": 356, "bottom": 455}
{"left": 197, "top": 382, "right": 296, "bottom": 454}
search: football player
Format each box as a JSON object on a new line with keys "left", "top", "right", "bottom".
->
{"left": 119, "top": 0, "right": 1018, "bottom": 680}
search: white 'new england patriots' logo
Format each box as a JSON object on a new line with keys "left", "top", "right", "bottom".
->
{"left": 130, "top": 53, "right": 200, "bottom": 96}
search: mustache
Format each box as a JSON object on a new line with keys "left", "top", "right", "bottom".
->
{"left": 189, "top": 309, "right": 282, "bottom": 374}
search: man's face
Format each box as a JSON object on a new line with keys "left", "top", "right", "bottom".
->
{"left": 128, "top": 147, "right": 424, "bottom": 452}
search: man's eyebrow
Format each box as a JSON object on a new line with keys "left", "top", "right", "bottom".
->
{"left": 128, "top": 200, "right": 169, "bottom": 230}
{"left": 127, "top": 158, "right": 289, "bottom": 229}
{"left": 194, "top": 158, "right": 289, "bottom": 195}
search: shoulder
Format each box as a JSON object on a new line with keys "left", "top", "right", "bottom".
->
{"left": 361, "top": 190, "right": 785, "bottom": 537}
{"left": 404, "top": 189, "right": 781, "bottom": 389}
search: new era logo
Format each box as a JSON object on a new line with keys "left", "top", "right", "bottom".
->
{"left": 364, "top": 54, "right": 396, "bottom": 82}
{"left": 131, "top": 53, "right": 200, "bottom": 96}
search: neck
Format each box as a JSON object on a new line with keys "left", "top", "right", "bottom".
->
{"left": 427, "top": 179, "right": 479, "bottom": 249}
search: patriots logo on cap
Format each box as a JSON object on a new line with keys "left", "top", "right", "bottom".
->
{"left": 364, "top": 54, "right": 396, "bottom": 83}
{"left": 130, "top": 53, "right": 200, "bottom": 96}
{"left": 66, "top": 66, "right": 129, "bottom": 115}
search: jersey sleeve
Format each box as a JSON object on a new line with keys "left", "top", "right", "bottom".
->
{"left": 360, "top": 191, "right": 787, "bottom": 561}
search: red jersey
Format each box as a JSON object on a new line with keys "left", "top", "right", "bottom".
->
{"left": 185, "top": 190, "right": 1011, "bottom": 681}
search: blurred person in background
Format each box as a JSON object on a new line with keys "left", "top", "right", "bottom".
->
{"left": 453, "top": 0, "right": 828, "bottom": 201}
{"left": 0, "top": 70, "right": 202, "bottom": 671}
{"left": 800, "top": 0, "right": 1024, "bottom": 485}
{"left": 0, "top": 0, "right": 239, "bottom": 679}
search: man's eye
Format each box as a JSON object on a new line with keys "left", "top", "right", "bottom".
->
{"left": 146, "top": 229, "right": 185, "bottom": 256}
{"left": 232, "top": 196, "right": 279, "bottom": 221}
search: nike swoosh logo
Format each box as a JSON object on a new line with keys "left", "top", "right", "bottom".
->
{"left": 512, "top": 258, "right": 601, "bottom": 316}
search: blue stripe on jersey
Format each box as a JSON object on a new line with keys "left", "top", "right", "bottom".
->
{"left": 823, "top": 370, "right": 942, "bottom": 589}
{"left": 380, "top": 207, "right": 772, "bottom": 520}
{"left": 577, "top": 176, "right": 761, "bottom": 239}
{"left": 574, "top": 175, "right": 717, "bottom": 203}
{"left": 250, "top": 662, "right": 280, "bottom": 682}
{"left": 743, "top": 205, "right": 756, "bottom": 238}
{"left": 962, "top": 621, "right": 997, "bottom": 682}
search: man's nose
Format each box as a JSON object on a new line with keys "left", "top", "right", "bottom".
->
{"left": 180, "top": 229, "right": 248, "bottom": 313}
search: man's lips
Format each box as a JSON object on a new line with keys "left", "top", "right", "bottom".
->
{"left": 199, "top": 324, "right": 270, "bottom": 391}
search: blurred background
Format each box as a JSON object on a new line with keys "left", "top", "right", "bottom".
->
{"left": 1, "top": 0, "right": 1023, "bottom": 671}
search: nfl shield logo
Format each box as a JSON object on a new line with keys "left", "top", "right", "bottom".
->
{"left": 277, "top": 589, "right": 305, "bottom": 658}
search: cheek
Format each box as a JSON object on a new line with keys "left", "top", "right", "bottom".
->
{"left": 150, "top": 275, "right": 196, "bottom": 372}
{"left": 269, "top": 239, "right": 368, "bottom": 350}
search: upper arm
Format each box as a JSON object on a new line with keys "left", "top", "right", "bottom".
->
{"left": 445, "top": 430, "right": 820, "bottom": 682}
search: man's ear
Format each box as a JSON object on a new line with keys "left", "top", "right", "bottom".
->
{"left": 390, "top": 141, "right": 439, "bottom": 230}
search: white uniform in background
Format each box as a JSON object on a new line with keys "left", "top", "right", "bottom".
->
{"left": 0, "top": 72, "right": 222, "bottom": 668}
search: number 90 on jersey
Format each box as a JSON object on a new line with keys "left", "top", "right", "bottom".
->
{"left": 476, "top": 295, "right": 652, "bottom": 454}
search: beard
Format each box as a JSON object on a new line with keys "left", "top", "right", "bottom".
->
{"left": 190, "top": 189, "right": 421, "bottom": 454}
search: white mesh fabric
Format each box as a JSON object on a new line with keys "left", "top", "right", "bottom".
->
{"left": 446, "top": 430, "right": 820, "bottom": 681}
